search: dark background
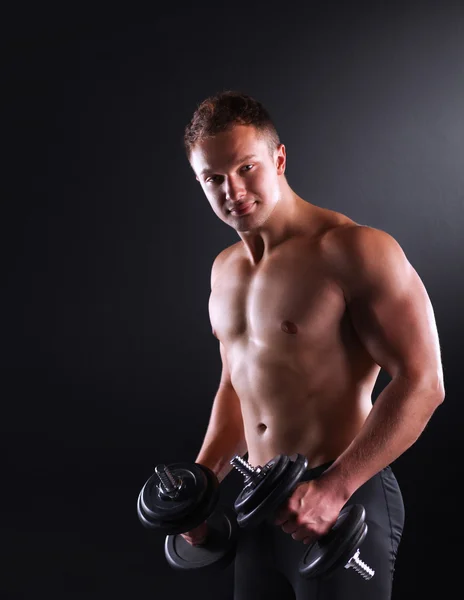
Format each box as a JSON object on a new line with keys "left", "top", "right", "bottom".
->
{"left": 3, "top": 1, "right": 462, "bottom": 598}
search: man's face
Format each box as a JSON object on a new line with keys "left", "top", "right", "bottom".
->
{"left": 190, "top": 125, "right": 286, "bottom": 232}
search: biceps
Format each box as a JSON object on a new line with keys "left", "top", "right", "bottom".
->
{"left": 348, "top": 270, "right": 443, "bottom": 381}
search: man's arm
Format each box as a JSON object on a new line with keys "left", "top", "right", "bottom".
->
{"left": 322, "top": 225, "right": 445, "bottom": 500}
{"left": 194, "top": 342, "right": 247, "bottom": 483}
{"left": 194, "top": 249, "right": 247, "bottom": 483}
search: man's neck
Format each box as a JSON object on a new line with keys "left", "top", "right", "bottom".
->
{"left": 239, "top": 194, "right": 311, "bottom": 265}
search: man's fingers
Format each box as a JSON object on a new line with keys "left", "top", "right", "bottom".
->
{"left": 274, "top": 511, "right": 289, "bottom": 526}
{"left": 182, "top": 536, "right": 207, "bottom": 546}
{"left": 303, "top": 536, "right": 313, "bottom": 545}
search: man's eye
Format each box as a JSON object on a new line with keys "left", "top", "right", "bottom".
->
{"left": 242, "top": 164, "right": 253, "bottom": 172}
{"left": 206, "top": 176, "right": 220, "bottom": 184}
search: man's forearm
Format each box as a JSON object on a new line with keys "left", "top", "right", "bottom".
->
{"left": 323, "top": 373, "right": 444, "bottom": 501}
{"left": 195, "top": 425, "right": 247, "bottom": 483}
{"left": 194, "top": 383, "right": 247, "bottom": 483}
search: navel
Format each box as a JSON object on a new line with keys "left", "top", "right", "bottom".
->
{"left": 281, "top": 320, "right": 298, "bottom": 334}
{"left": 257, "top": 423, "right": 267, "bottom": 434}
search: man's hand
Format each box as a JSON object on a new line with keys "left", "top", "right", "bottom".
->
{"left": 273, "top": 479, "right": 346, "bottom": 545}
{"left": 180, "top": 521, "right": 209, "bottom": 546}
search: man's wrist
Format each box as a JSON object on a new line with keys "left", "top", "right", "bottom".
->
{"left": 316, "top": 461, "right": 359, "bottom": 504}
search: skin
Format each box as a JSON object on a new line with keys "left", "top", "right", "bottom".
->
{"left": 182, "top": 124, "right": 444, "bottom": 547}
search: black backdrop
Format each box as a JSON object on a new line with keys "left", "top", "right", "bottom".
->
{"left": 3, "top": 2, "right": 463, "bottom": 598}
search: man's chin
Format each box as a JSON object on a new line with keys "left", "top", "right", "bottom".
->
{"left": 235, "top": 217, "right": 267, "bottom": 233}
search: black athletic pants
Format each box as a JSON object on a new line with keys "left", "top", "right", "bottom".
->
{"left": 233, "top": 463, "right": 405, "bottom": 599}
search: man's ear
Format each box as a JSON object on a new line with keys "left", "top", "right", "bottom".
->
{"left": 276, "top": 144, "right": 286, "bottom": 175}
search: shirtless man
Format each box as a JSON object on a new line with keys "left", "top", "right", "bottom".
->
{"left": 180, "top": 91, "right": 444, "bottom": 599}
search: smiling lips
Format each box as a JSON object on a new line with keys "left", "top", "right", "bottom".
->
{"left": 230, "top": 202, "right": 256, "bottom": 216}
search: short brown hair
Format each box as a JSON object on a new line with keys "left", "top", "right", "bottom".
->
{"left": 184, "top": 90, "right": 281, "bottom": 161}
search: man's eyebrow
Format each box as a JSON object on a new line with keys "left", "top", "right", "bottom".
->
{"left": 200, "top": 154, "right": 258, "bottom": 176}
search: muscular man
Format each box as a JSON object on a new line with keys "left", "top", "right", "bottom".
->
{"left": 181, "top": 91, "right": 444, "bottom": 599}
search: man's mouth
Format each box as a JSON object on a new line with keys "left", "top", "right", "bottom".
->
{"left": 230, "top": 202, "right": 256, "bottom": 216}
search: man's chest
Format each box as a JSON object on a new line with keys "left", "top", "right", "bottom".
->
{"left": 209, "top": 251, "right": 347, "bottom": 345}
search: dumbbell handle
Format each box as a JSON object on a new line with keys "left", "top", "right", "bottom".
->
{"left": 230, "top": 454, "right": 375, "bottom": 580}
{"left": 155, "top": 464, "right": 185, "bottom": 498}
{"left": 345, "top": 549, "right": 375, "bottom": 580}
{"left": 230, "top": 455, "right": 264, "bottom": 482}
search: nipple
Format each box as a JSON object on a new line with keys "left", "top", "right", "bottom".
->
{"left": 281, "top": 320, "right": 298, "bottom": 334}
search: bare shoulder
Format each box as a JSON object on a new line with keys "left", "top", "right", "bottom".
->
{"left": 210, "top": 242, "right": 242, "bottom": 288}
{"left": 321, "top": 219, "right": 404, "bottom": 259}
{"left": 309, "top": 204, "right": 357, "bottom": 238}
{"left": 319, "top": 220, "right": 412, "bottom": 299}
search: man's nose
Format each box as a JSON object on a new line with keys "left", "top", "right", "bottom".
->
{"left": 225, "top": 177, "right": 246, "bottom": 202}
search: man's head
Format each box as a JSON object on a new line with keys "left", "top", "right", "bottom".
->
{"left": 184, "top": 91, "right": 280, "bottom": 161}
{"left": 184, "top": 91, "right": 288, "bottom": 232}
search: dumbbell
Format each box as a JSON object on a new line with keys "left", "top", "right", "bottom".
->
{"left": 137, "top": 462, "right": 237, "bottom": 572}
{"left": 230, "top": 453, "right": 375, "bottom": 580}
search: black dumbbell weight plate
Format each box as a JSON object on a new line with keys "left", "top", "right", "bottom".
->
{"left": 138, "top": 463, "right": 219, "bottom": 534}
{"left": 165, "top": 465, "right": 222, "bottom": 535}
{"left": 165, "top": 506, "right": 238, "bottom": 572}
{"left": 326, "top": 521, "right": 368, "bottom": 578}
{"left": 299, "top": 504, "right": 367, "bottom": 579}
{"left": 317, "top": 507, "right": 368, "bottom": 579}
{"left": 234, "top": 454, "right": 290, "bottom": 514}
{"left": 236, "top": 454, "right": 309, "bottom": 529}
